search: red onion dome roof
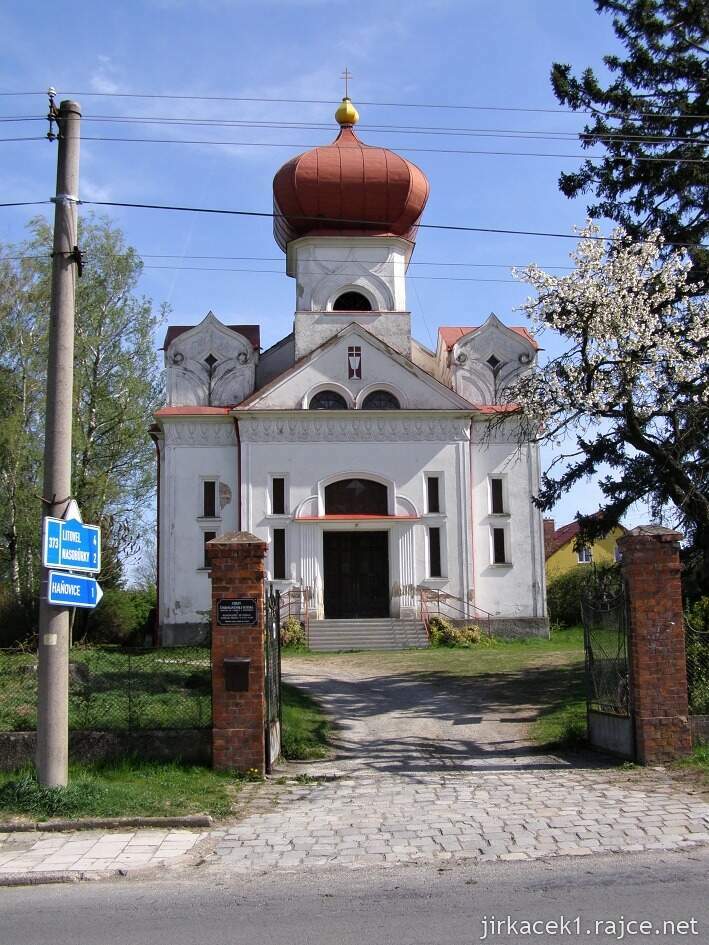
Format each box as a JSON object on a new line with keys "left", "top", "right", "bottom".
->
{"left": 273, "top": 99, "right": 429, "bottom": 251}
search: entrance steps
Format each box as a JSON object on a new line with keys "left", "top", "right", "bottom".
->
{"left": 307, "top": 618, "right": 428, "bottom": 651}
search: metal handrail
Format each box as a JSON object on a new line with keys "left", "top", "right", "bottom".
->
{"left": 416, "top": 586, "right": 495, "bottom": 637}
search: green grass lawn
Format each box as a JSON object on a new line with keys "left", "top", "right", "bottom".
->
{"left": 0, "top": 758, "right": 237, "bottom": 822}
{"left": 281, "top": 681, "right": 330, "bottom": 760}
{"left": 676, "top": 745, "right": 709, "bottom": 780}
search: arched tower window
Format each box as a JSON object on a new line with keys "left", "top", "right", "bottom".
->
{"left": 333, "top": 291, "right": 372, "bottom": 312}
{"left": 308, "top": 390, "right": 349, "bottom": 410}
{"left": 325, "top": 478, "right": 388, "bottom": 515}
{"left": 361, "top": 390, "right": 400, "bottom": 410}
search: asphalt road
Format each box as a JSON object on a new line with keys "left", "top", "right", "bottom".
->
{"left": 2, "top": 848, "right": 708, "bottom": 945}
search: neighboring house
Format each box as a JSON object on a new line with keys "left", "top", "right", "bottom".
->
{"left": 151, "top": 97, "right": 549, "bottom": 645}
{"left": 544, "top": 517, "right": 626, "bottom": 579}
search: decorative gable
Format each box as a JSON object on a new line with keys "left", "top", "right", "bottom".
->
{"left": 164, "top": 312, "right": 257, "bottom": 407}
{"left": 443, "top": 315, "right": 538, "bottom": 404}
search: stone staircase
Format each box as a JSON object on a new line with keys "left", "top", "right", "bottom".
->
{"left": 307, "top": 617, "right": 428, "bottom": 651}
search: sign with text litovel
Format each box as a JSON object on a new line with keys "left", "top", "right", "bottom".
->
{"left": 47, "top": 571, "right": 104, "bottom": 609}
{"left": 43, "top": 516, "right": 101, "bottom": 573}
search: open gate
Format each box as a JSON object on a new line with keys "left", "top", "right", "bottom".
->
{"left": 582, "top": 576, "right": 635, "bottom": 759}
{"left": 264, "top": 582, "right": 282, "bottom": 773}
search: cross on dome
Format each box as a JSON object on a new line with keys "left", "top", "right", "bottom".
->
{"left": 335, "top": 67, "right": 359, "bottom": 127}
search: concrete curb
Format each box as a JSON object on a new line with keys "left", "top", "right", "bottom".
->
{"left": 1, "top": 814, "right": 213, "bottom": 833}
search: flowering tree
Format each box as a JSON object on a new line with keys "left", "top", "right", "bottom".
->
{"left": 503, "top": 223, "right": 709, "bottom": 581}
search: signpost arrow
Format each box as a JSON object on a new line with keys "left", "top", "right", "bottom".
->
{"left": 47, "top": 571, "right": 103, "bottom": 609}
{"left": 43, "top": 516, "right": 101, "bottom": 573}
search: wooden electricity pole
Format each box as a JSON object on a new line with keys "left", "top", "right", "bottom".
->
{"left": 37, "top": 98, "right": 81, "bottom": 788}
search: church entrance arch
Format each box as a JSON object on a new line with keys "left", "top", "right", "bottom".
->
{"left": 322, "top": 478, "right": 390, "bottom": 619}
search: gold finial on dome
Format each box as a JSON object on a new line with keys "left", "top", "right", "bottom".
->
{"left": 335, "top": 96, "right": 359, "bottom": 126}
{"left": 336, "top": 67, "right": 359, "bottom": 126}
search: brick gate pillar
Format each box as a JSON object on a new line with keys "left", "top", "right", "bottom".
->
{"left": 207, "top": 532, "right": 268, "bottom": 774}
{"left": 619, "top": 526, "right": 692, "bottom": 764}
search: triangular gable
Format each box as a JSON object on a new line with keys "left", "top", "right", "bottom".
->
{"left": 237, "top": 323, "right": 472, "bottom": 411}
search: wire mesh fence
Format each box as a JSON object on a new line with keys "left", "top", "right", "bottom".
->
{"left": 686, "top": 620, "right": 709, "bottom": 717}
{"left": 0, "top": 646, "right": 212, "bottom": 732}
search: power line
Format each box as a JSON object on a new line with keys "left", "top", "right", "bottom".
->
{"left": 0, "top": 136, "right": 46, "bottom": 143}
{"left": 2, "top": 88, "right": 704, "bottom": 121}
{"left": 4, "top": 113, "right": 708, "bottom": 146}
{"left": 141, "top": 263, "right": 520, "bottom": 283}
{"left": 0, "top": 250, "right": 575, "bottom": 270}
{"left": 72, "top": 115, "right": 709, "bottom": 146}
{"left": 78, "top": 199, "right": 709, "bottom": 247}
{"left": 79, "top": 134, "right": 708, "bottom": 164}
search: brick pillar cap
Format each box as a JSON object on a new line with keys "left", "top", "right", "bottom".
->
{"left": 207, "top": 531, "right": 267, "bottom": 546}
{"left": 618, "top": 525, "right": 683, "bottom": 544}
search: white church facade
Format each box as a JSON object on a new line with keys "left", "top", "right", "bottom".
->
{"left": 152, "top": 96, "right": 548, "bottom": 646}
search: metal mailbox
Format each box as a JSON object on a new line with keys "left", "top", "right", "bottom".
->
{"left": 223, "top": 657, "right": 250, "bottom": 692}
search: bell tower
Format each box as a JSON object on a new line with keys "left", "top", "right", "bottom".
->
{"left": 272, "top": 96, "right": 429, "bottom": 360}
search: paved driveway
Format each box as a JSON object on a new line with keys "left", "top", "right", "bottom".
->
{"left": 206, "top": 655, "right": 709, "bottom": 872}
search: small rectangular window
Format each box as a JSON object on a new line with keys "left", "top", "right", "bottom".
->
{"left": 493, "top": 527, "right": 506, "bottom": 564}
{"left": 427, "top": 476, "right": 440, "bottom": 514}
{"left": 272, "top": 477, "right": 285, "bottom": 515}
{"left": 273, "top": 528, "right": 286, "bottom": 580}
{"left": 428, "top": 527, "right": 442, "bottom": 577}
{"left": 203, "top": 480, "right": 217, "bottom": 518}
{"left": 577, "top": 545, "right": 593, "bottom": 564}
{"left": 491, "top": 478, "right": 504, "bottom": 514}
{"left": 203, "top": 530, "right": 216, "bottom": 568}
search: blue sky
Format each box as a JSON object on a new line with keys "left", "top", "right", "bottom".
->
{"left": 0, "top": 0, "right": 646, "bottom": 530}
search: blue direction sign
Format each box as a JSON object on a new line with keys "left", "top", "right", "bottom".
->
{"left": 43, "top": 517, "right": 101, "bottom": 573}
{"left": 47, "top": 571, "right": 103, "bottom": 609}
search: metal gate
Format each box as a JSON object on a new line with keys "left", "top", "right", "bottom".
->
{"left": 582, "top": 575, "right": 635, "bottom": 759}
{"left": 264, "top": 582, "right": 282, "bottom": 773}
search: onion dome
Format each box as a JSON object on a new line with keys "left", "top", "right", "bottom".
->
{"left": 273, "top": 97, "right": 429, "bottom": 251}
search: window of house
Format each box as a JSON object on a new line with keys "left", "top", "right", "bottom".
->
{"left": 428, "top": 527, "right": 442, "bottom": 578}
{"left": 273, "top": 528, "right": 286, "bottom": 579}
{"left": 203, "top": 530, "right": 216, "bottom": 568}
{"left": 333, "top": 291, "right": 372, "bottom": 312}
{"left": 577, "top": 545, "right": 593, "bottom": 564}
{"left": 203, "top": 480, "right": 217, "bottom": 518}
{"left": 361, "top": 390, "right": 400, "bottom": 410}
{"left": 490, "top": 478, "right": 505, "bottom": 514}
{"left": 272, "top": 477, "right": 285, "bottom": 515}
{"left": 426, "top": 476, "right": 440, "bottom": 514}
{"left": 309, "top": 390, "right": 349, "bottom": 410}
{"left": 325, "top": 478, "right": 388, "bottom": 515}
{"left": 492, "top": 527, "right": 507, "bottom": 564}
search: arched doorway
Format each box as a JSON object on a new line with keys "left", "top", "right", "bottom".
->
{"left": 322, "top": 478, "right": 390, "bottom": 619}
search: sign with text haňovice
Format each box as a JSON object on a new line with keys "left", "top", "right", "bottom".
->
{"left": 43, "top": 517, "right": 101, "bottom": 573}
{"left": 48, "top": 571, "right": 104, "bottom": 609}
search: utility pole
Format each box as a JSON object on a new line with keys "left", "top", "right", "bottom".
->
{"left": 37, "top": 98, "right": 81, "bottom": 788}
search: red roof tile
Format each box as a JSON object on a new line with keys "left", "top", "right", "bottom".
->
{"left": 162, "top": 324, "right": 260, "bottom": 351}
{"left": 438, "top": 325, "right": 539, "bottom": 351}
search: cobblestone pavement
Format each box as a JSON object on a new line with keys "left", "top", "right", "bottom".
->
{"left": 208, "top": 769, "right": 709, "bottom": 872}
{"left": 207, "top": 655, "right": 709, "bottom": 872}
{"left": 0, "top": 828, "right": 206, "bottom": 876}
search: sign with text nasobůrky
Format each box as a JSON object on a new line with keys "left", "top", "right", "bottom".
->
{"left": 47, "top": 571, "right": 104, "bottom": 609}
{"left": 43, "top": 517, "right": 101, "bottom": 573}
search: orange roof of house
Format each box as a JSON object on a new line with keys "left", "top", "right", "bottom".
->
{"left": 546, "top": 515, "right": 626, "bottom": 559}
{"left": 438, "top": 326, "right": 539, "bottom": 351}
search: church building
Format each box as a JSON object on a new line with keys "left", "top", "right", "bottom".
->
{"left": 152, "top": 96, "right": 548, "bottom": 647}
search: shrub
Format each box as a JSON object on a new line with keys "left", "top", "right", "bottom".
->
{"left": 85, "top": 587, "right": 156, "bottom": 645}
{"left": 0, "top": 588, "right": 37, "bottom": 647}
{"left": 280, "top": 616, "right": 307, "bottom": 649}
{"left": 428, "top": 616, "right": 485, "bottom": 648}
{"left": 687, "top": 596, "right": 709, "bottom": 633}
{"left": 546, "top": 563, "right": 620, "bottom": 627}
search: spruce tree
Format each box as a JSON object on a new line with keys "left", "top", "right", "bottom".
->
{"left": 551, "top": 0, "right": 708, "bottom": 280}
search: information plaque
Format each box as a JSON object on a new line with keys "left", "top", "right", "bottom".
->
{"left": 217, "top": 598, "right": 257, "bottom": 627}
